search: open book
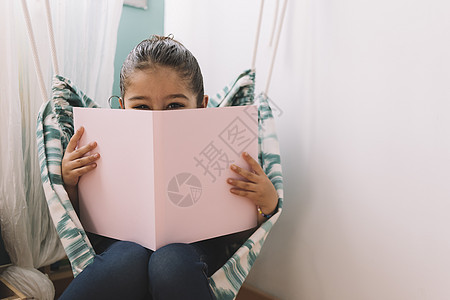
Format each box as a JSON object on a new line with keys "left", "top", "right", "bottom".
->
{"left": 73, "top": 105, "right": 258, "bottom": 250}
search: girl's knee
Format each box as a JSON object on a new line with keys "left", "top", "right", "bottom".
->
{"left": 149, "top": 244, "right": 189, "bottom": 272}
{"left": 148, "top": 243, "right": 212, "bottom": 298}
{"left": 62, "top": 241, "right": 151, "bottom": 300}
{"left": 108, "top": 240, "right": 148, "bottom": 255}
{"left": 105, "top": 241, "right": 150, "bottom": 270}
{"left": 148, "top": 243, "right": 206, "bottom": 283}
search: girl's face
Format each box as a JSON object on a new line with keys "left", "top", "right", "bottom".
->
{"left": 123, "top": 66, "right": 208, "bottom": 110}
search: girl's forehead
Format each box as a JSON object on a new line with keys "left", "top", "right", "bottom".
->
{"left": 130, "top": 68, "right": 186, "bottom": 88}
{"left": 125, "top": 68, "right": 195, "bottom": 100}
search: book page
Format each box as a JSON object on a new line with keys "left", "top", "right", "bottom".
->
{"left": 74, "top": 108, "right": 157, "bottom": 250}
{"left": 153, "top": 105, "right": 258, "bottom": 248}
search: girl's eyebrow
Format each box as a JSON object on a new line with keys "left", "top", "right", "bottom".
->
{"left": 127, "top": 94, "right": 189, "bottom": 101}
{"left": 163, "top": 94, "right": 189, "bottom": 101}
{"left": 127, "top": 96, "right": 148, "bottom": 101}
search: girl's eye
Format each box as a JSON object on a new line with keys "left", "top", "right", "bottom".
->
{"left": 166, "top": 103, "right": 184, "bottom": 110}
{"left": 133, "top": 105, "right": 150, "bottom": 110}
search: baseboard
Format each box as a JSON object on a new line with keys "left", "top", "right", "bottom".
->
{"left": 236, "top": 283, "right": 279, "bottom": 300}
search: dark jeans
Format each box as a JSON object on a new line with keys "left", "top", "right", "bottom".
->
{"left": 58, "top": 230, "right": 254, "bottom": 300}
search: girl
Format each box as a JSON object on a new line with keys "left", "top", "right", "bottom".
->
{"left": 59, "top": 35, "right": 278, "bottom": 300}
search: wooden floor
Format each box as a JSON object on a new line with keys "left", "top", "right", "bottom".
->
{"left": 0, "top": 276, "right": 27, "bottom": 300}
{"left": 2, "top": 263, "right": 278, "bottom": 300}
{"left": 54, "top": 275, "right": 278, "bottom": 300}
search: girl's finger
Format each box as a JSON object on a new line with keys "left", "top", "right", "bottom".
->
{"left": 242, "top": 152, "right": 264, "bottom": 175}
{"left": 230, "top": 188, "right": 257, "bottom": 200}
{"left": 73, "top": 163, "right": 97, "bottom": 177}
{"left": 227, "top": 178, "right": 257, "bottom": 192}
{"left": 68, "top": 153, "right": 100, "bottom": 169}
{"left": 71, "top": 141, "right": 98, "bottom": 160}
{"left": 230, "top": 164, "right": 259, "bottom": 182}
{"left": 66, "top": 127, "right": 84, "bottom": 153}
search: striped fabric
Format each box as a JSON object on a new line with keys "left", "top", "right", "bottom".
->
{"left": 208, "top": 71, "right": 284, "bottom": 299}
{"left": 36, "top": 70, "right": 283, "bottom": 299}
{"left": 37, "top": 75, "right": 99, "bottom": 276}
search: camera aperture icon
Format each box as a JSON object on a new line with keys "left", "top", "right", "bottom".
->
{"left": 167, "top": 173, "right": 202, "bottom": 207}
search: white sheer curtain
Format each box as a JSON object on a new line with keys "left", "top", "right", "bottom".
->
{"left": 53, "top": 1, "right": 124, "bottom": 107}
{"left": 0, "top": 1, "right": 123, "bottom": 299}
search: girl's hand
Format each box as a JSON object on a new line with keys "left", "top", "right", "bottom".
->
{"left": 227, "top": 152, "right": 278, "bottom": 222}
{"left": 62, "top": 127, "right": 100, "bottom": 189}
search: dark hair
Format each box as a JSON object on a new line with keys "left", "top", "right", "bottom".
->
{"left": 120, "top": 35, "right": 205, "bottom": 107}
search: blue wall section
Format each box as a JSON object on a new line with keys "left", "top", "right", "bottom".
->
{"left": 112, "top": 1, "right": 164, "bottom": 99}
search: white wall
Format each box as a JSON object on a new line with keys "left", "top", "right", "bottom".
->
{"left": 165, "top": 1, "right": 450, "bottom": 299}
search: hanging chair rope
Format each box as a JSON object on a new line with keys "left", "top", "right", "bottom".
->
{"left": 20, "top": 0, "right": 47, "bottom": 103}
{"left": 21, "top": 0, "right": 59, "bottom": 103}
{"left": 44, "top": 0, "right": 59, "bottom": 75}
{"left": 251, "top": 0, "right": 265, "bottom": 71}
{"left": 269, "top": 0, "right": 279, "bottom": 47}
{"left": 264, "top": 0, "right": 288, "bottom": 96}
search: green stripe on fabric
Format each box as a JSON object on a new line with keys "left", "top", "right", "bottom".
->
{"left": 209, "top": 279, "right": 235, "bottom": 300}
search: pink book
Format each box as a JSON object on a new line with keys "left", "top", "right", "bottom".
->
{"left": 73, "top": 106, "right": 258, "bottom": 250}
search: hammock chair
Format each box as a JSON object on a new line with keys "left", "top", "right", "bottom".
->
{"left": 32, "top": 1, "right": 286, "bottom": 299}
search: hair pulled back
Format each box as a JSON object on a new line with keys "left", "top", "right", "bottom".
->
{"left": 120, "top": 35, "right": 205, "bottom": 107}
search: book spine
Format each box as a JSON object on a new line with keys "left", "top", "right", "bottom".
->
{"left": 153, "top": 112, "right": 165, "bottom": 249}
